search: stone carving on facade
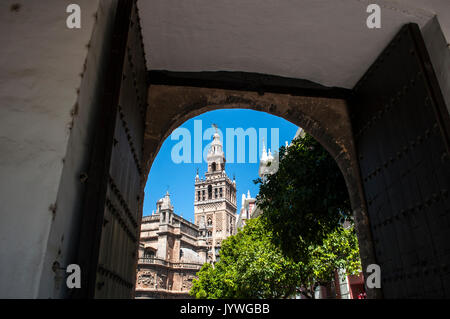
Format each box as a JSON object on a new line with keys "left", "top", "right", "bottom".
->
{"left": 182, "top": 275, "right": 195, "bottom": 291}
{"left": 137, "top": 270, "right": 155, "bottom": 288}
{"left": 216, "top": 212, "right": 223, "bottom": 231}
{"left": 157, "top": 275, "right": 166, "bottom": 289}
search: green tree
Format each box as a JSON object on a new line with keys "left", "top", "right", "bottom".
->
{"left": 308, "top": 225, "right": 361, "bottom": 288}
{"left": 190, "top": 217, "right": 361, "bottom": 299}
{"left": 190, "top": 217, "right": 304, "bottom": 299}
{"left": 293, "top": 224, "right": 362, "bottom": 298}
{"left": 256, "top": 134, "right": 352, "bottom": 262}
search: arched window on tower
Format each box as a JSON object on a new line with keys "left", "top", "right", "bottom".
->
{"left": 211, "top": 162, "right": 216, "bottom": 172}
{"left": 208, "top": 185, "right": 212, "bottom": 199}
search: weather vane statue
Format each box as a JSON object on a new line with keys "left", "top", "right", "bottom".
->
{"left": 212, "top": 123, "right": 218, "bottom": 133}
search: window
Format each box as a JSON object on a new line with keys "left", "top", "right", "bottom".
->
{"left": 143, "top": 249, "right": 155, "bottom": 259}
{"left": 215, "top": 188, "right": 218, "bottom": 198}
{"left": 220, "top": 188, "right": 223, "bottom": 197}
{"left": 197, "top": 191, "right": 200, "bottom": 201}
{"left": 207, "top": 217, "right": 212, "bottom": 226}
{"left": 208, "top": 185, "right": 212, "bottom": 199}
{"left": 211, "top": 162, "right": 216, "bottom": 171}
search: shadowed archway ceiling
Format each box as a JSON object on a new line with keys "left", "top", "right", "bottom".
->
{"left": 137, "top": 0, "right": 450, "bottom": 89}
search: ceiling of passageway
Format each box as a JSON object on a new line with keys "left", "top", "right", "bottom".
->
{"left": 137, "top": 0, "right": 450, "bottom": 89}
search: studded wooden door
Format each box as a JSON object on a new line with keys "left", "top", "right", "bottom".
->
{"left": 351, "top": 24, "right": 450, "bottom": 298}
{"left": 74, "top": 0, "right": 148, "bottom": 298}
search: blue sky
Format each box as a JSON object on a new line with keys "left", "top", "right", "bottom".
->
{"left": 143, "top": 109, "right": 298, "bottom": 222}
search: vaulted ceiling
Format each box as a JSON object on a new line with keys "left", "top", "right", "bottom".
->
{"left": 137, "top": 0, "right": 450, "bottom": 89}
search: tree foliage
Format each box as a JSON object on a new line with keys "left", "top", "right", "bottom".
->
{"left": 190, "top": 133, "right": 361, "bottom": 299}
{"left": 190, "top": 217, "right": 361, "bottom": 299}
{"left": 190, "top": 218, "right": 303, "bottom": 299}
{"left": 255, "top": 134, "right": 352, "bottom": 262}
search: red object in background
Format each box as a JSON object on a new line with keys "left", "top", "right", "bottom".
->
{"left": 348, "top": 273, "right": 366, "bottom": 299}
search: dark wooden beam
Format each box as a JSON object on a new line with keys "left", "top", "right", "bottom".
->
{"left": 148, "top": 70, "right": 352, "bottom": 99}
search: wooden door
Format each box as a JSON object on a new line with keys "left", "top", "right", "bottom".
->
{"left": 351, "top": 24, "right": 450, "bottom": 298}
{"left": 74, "top": 0, "right": 148, "bottom": 298}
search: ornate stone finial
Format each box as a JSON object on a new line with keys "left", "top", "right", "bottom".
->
{"left": 261, "top": 138, "right": 268, "bottom": 162}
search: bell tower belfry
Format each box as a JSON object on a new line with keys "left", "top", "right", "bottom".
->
{"left": 194, "top": 127, "right": 237, "bottom": 263}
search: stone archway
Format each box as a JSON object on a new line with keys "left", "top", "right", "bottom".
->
{"left": 142, "top": 84, "right": 381, "bottom": 298}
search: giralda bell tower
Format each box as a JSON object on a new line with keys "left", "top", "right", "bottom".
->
{"left": 194, "top": 128, "right": 237, "bottom": 263}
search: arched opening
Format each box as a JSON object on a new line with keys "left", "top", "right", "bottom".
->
{"left": 140, "top": 85, "right": 378, "bottom": 294}
{"left": 60, "top": 2, "right": 447, "bottom": 300}
{"left": 136, "top": 107, "right": 366, "bottom": 299}
{"left": 1, "top": 0, "right": 449, "bottom": 301}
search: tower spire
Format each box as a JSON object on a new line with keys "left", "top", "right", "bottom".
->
{"left": 194, "top": 128, "right": 237, "bottom": 263}
{"left": 206, "top": 126, "right": 226, "bottom": 173}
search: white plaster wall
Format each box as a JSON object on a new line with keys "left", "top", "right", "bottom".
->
{"left": 404, "top": 0, "right": 450, "bottom": 44}
{"left": 422, "top": 17, "right": 450, "bottom": 115}
{"left": 138, "top": 0, "right": 448, "bottom": 88}
{"left": 0, "top": 0, "right": 99, "bottom": 298}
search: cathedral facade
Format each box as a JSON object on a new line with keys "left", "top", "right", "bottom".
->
{"left": 135, "top": 192, "right": 208, "bottom": 299}
{"left": 135, "top": 131, "right": 237, "bottom": 298}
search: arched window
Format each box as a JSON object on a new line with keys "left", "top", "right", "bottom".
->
{"left": 208, "top": 185, "right": 212, "bottom": 199}
{"left": 143, "top": 249, "right": 155, "bottom": 259}
{"left": 211, "top": 162, "right": 216, "bottom": 171}
{"left": 207, "top": 217, "right": 212, "bottom": 226}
